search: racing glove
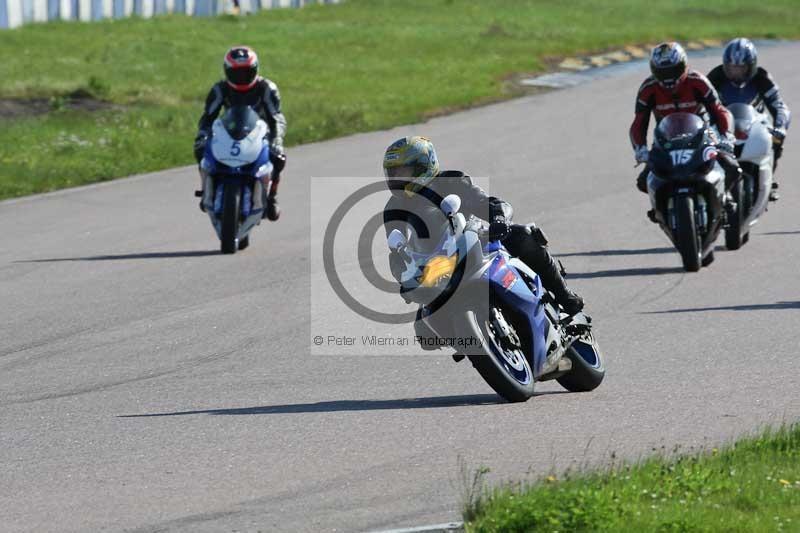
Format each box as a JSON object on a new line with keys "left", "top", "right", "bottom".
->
{"left": 634, "top": 145, "right": 649, "bottom": 164}
{"left": 489, "top": 215, "right": 511, "bottom": 242}
{"left": 773, "top": 127, "right": 786, "bottom": 145}
{"left": 193, "top": 133, "right": 208, "bottom": 163}
{"left": 718, "top": 133, "right": 736, "bottom": 154}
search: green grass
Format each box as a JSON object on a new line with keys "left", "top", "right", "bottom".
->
{"left": 464, "top": 424, "right": 800, "bottom": 532}
{"left": 1, "top": 0, "right": 799, "bottom": 199}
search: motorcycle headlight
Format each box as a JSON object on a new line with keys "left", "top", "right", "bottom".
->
{"left": 419, "top": 254, "right": 458, "bottom": 288}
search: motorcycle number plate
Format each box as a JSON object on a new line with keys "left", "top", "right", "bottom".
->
{"left": 211, "top": 120, "right": 268, "bottom": 167}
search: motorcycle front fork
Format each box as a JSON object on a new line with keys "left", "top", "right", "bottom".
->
{"left": 667, "top": 195, "right": 709, "bottom": 233}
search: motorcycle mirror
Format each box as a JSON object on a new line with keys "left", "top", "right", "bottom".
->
{"left": 387, "top": 229, "right": 407, "bottom": 251}
{"left": 440, "top": 194, "right": 461, "bottom": 217}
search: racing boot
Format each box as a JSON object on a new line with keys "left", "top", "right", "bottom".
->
{"left": 510, "top": 228, "right": 585, "bottom": 316}
{"left": 553, "top": 287, "right": 585, "bottom": 316}
{"left": 195, "top": 190, "right": 206, "bottom": 213}
{"left": 264, "top": 168, "right": 282, "bottom": 221}
{"left": 265, "top": 193, "right": 281, "bottom": 221}
{"left": 769, "top": 182, "right": 780, "bottom": 202}
{"left": 535, "top": 253, "right": 584, "bottom": 316}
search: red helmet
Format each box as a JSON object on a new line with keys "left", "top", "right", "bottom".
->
{"left": 650, "top": 42, "right": 688, "bottom": 90}
{"left": 224, "top": 46, "right": 259, "bottom": 92}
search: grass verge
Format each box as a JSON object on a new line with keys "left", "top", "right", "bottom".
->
{"left": 464, "top": 424, "right": 800, "bottom": 532}
{"left": 1, "top": 0, "right": 799, "bottom": 199}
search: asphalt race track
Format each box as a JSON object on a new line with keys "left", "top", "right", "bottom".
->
{"left": 1, "top": 43, "right": 799, "bottom": 533}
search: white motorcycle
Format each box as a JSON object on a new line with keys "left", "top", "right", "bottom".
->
{"left": 198, "top": 106, "right": 273, "bottom": 254}
{"left": 725, "top": 103, "right": 775, "bottom": 250}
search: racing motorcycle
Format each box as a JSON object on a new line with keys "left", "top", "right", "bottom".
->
{"left": 645, "top": 113, "right": 732, "bottom": 271}
{"left": 725, "top": 103, "right": 776, "bottom": 249}
{"left": 387, "top": 194, "right": 605, "bottom": 403}
{"left": 196, "top": 106, "right": 273, "bottom": 254}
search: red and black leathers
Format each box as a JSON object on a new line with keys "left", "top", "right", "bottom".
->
{"left": 631, "top": 71, "right": 740, "bottom": 195}
{"left": 630, "top": 70, "right": 732, "bottom": 149}
{"left": 383, "top": 171, "right": 583, "bottom": 318}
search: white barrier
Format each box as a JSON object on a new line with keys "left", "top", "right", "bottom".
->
{"left": 0, "top": 0, "right": 337, "bottom": 28}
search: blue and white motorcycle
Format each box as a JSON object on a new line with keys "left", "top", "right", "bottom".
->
{"left": 198, "top": 106, "right": 273, "bottom": 254}
{"left": 387, "top": 195, "right": 605, "bottom": 402}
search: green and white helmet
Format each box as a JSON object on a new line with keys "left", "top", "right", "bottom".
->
{"left": 382, "top": 136, "right": 440, "bottom": 197}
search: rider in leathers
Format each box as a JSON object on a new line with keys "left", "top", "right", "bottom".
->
{"left": 708, "top": 38, "right": 791, "bottom": 200}
{"left": 382, "top": 137, "right": 584, "bottom": 352}
{"left": 194, "top": 46, "right": 286, "bottom": 220}
{"left": 630, "top": 42, "right": 741, "bottom": 201}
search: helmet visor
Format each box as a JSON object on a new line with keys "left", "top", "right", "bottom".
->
{"left": 384, "top": 164, "right": 427, "bottom": 178}
{"left": 723, "top": 63, "right": 751, "bottom": 84}
{"left": 226, "top": 65, "right": 258, "bottom": 87}
{"left": 653, "top": 63, "right": 685, "bottom": 86}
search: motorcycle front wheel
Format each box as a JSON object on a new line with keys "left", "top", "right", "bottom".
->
{"left": 675, "top": 195, "right": 701, "bottom": 272}
{"left": 464, "top": 307, "right": 535, "bottom": 403}
{"left": 220, "top": 181, "right": 241, "bottom": 254}
{"left": 725, "top": 178, "right": 744, "bottom": 250}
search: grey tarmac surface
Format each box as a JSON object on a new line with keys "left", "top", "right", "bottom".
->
{"left": 1, "top": 43, "right": 799, "bottom": 533}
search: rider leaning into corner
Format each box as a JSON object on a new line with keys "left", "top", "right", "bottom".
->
{"left": 707, "top": 37, "right": 792, "bottom": 201}
{"left": 381, "top": 136, "right": 585, "bottom": 352}
{"left": 630, "top": 42, "right": 742, "bottom": 208}
{"left": 194, "top": 46, "right": 287, "bottom": 221}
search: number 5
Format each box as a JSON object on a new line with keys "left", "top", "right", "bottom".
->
{"left": 230, "top": 141, "right": 241, "bottom": 157}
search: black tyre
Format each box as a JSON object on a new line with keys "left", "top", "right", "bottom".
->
{"left": 557, "top": 331, "right": 606, "bottom": 392}
{"left": 220, "top": 181, "right": 241, "bottom": 254}
{"left": 237, "top": 235, "right": 250, "bottom": 251}
{"left": 741, "top": 175, "right": 754, "bottom": 245}
{"left": 725, "top": 178, "right": 744, "bottom": 250}
{"left": 464, "top": 308, "right": 535, "bottom": 403}
{"left": 675, "top": 195, "right": 701, "bottom": 272}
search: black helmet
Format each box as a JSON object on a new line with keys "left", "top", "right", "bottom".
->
{"left": 722, "top": 38, "right": 758, "bottom": 86}
{"left": 650, "top": 42, "right": 688, "bottom": 89}
{"left": 224, "top": 46, "right": 259, "bottom": 92}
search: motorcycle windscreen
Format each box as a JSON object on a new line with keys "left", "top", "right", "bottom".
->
{"left": 728, "top": 103, "right": 757, "bottom": 138}
{"left": 221, "top": 106, "right": 261, "bottom": 141}
{"left": 654, "top": 112, "right": 707, "bottom": 150}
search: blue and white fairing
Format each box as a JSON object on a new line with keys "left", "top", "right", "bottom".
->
{"left": 200, "top": 115, "right": 272, "bottom": 238}
{"left": 201, "top": 118, "right": 272, "bottom": 181}
{"left": 479, "top": 241, "right": 550, "bottom": 377}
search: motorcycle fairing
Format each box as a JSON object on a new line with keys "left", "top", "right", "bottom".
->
{"left": 210, "top": 118, "right": 269, "bottom": 168}
{"left": 477, "top": 246, "right": 549, "bottom": 377}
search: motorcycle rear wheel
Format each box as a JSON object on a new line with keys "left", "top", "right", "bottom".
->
{"left": 557, "top": 331, "right": 605, "bottom": 392}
